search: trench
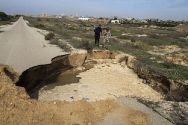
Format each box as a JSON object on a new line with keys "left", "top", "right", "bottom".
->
{"left": 15, "top": 50, "right": 188, "bottom": 102}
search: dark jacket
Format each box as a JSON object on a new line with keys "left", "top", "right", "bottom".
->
{"left": 94, "top": 27, "right": 102, "bottom": 37}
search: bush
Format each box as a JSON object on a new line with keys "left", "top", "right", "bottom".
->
{"left": 37, "top": 18, "right": 41, "bottom": 21}
{"left": 50, "top": 39, "right": 72, "bottom": 52}
{"left": 35, "top": 24, "right": 45, "bottom": 29}
{"left": 45, "top": 32, "right": 55, "bottom": 40}
{"left": 0, "top": 12, "right": 10, "bottom": 21}
{"left": 79, "top": 40, "right": 94, "bottom": 51}
{"left": 131, "top": 38, "right": 136, "bottom": 43}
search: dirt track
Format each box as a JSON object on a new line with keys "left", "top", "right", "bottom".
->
{"left": 0, "top": 17, "right": 65, "bottom": 73}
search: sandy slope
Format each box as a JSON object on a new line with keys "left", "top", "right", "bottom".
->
{"left": 0, "top": 17, "right": 65, "bottom": 73}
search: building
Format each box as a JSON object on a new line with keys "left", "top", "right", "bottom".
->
{"left": 111, "top": 19, "right": 120, "bottom": 24}
{"left": 78, "top": 17, "right": 90, "bottom": 21}
{"left": 55, "top": 15, "right": 62, "bottom": 19}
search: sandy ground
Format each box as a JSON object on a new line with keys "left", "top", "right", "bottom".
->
{"left": 39, "top": 62, "right": 163, "bottom": 102}
{"left": 0, "top": 17, "right": 65, "bottom": 73}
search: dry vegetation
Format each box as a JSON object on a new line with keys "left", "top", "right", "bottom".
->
{"left": 24, "top": 16, "right": 188, "bottom": 82}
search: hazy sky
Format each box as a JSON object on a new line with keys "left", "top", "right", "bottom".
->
{"left": 0, "top": 0, "right": 188, "bottom": 20}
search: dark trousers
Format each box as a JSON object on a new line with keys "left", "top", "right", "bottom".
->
{"left": 95, "top": 35, "right": 100, "bottom": 47}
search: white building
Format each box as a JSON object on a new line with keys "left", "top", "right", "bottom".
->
{"left": 55, "top": 15, "right": 62, "bottom": 19}
{"left": 78, "top": 17, "right": 90, "bottom": 21}
{"left": 126, "top": 17, "right": 133, "bottom": 21}
{"left": 111, "top": 19, "right": 120, "bottom": 24}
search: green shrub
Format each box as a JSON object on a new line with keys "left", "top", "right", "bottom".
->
{"left": 45, "top": 32, "right": 55, "bottom": 40}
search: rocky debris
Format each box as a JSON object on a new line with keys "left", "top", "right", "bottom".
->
{"left": 51, "top": 50, "right": 87, "bottom": 67}
{"left": 139, "top": 99, "right": 188, "bottom": 125}
{"left": 68, "top": 50, "right": 87, "bottom": 67}
{"left": 87, "top": 50, "right": 117, "bottom": 60}
{"left": 112, "top": 52, "right": 137, "bottom": 69}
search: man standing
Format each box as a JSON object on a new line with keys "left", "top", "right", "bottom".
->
{"left": 94, "top": 24, "right": 102, "bottom": 47}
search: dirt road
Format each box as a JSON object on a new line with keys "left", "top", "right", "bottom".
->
{"left": 0, "top": 17, "right": 65, "bottom": 73}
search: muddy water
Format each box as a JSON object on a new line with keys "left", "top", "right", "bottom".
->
{"left": 38, "top": 62, "right": 163, "bottom": 102}
{"left": 43, "top": 70, "right": 81, "bottom": 91}
{"left": 41, "top": 60, "right": 97, "bottom": 91}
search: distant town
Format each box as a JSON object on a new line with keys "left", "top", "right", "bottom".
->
{"left": 22, "top": 13, "right": 187, "bottom": 27}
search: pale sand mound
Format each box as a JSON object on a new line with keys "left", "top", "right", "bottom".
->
{"left": 39, "top": 62, "right": 163, "bottom": 102}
